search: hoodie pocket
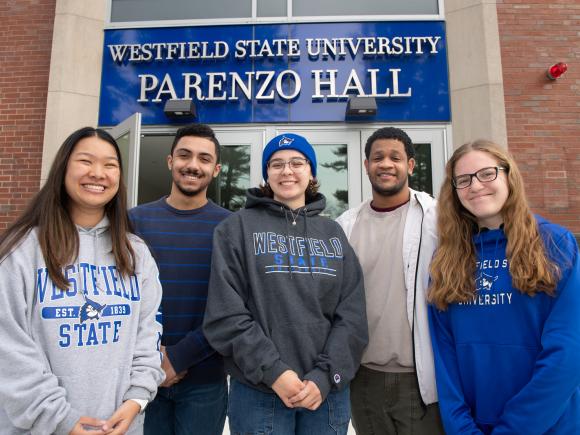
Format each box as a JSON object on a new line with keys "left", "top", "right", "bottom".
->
{"left": 270, "top": 320, "right": 332, "bottom": 373}
{"left": 56, "top": 367, "right": 125, "bottom": 419}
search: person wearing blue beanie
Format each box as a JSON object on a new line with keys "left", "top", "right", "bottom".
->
{"left": 204, "top": 131, "right": 368, "bottom": 434}
{"left": 262, "top": 133, "right": 317, "bottom": 181}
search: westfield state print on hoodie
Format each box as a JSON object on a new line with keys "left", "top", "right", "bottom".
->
{"left": 0, "top": 218, "right": 164, "bottom": 435}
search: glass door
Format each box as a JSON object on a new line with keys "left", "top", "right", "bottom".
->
{"left": 274, "top": 128, "right": 362, "bottom": 218}
{"left": 136, "top": 133, "right": 172, "bottom": 205}
{"left": 136, "top": 128, "right": 262, "bottom": 211}
{"left": 109, "top": 112, "right": 142, "bottom": 207}
{"left": 208, "top": 129, "right": 263, "bottom": 211}
{"left": 132, "top": 124, "right": 449, "bottom": 213}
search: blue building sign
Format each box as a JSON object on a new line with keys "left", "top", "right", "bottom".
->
{"left": 99, "top": 22, "right": 450, "bottom": 125}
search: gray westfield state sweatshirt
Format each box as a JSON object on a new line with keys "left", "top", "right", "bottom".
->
{"left": 203, "top": 188, "right": 368, "bottom": 400}
{"left": 0, "top": 217, "right": 164, "bottom": 435}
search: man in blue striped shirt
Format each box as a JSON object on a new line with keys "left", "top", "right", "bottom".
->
{"left": 130, "top": 124, "right": 231, "bottom": 435}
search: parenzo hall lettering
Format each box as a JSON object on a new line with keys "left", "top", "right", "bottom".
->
{"left": 107, "top": 36, "right": 442, "bottom": 103}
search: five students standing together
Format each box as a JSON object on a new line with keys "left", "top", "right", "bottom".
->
{"left": 0, "top": 123, "right": 578, "bottom": 434}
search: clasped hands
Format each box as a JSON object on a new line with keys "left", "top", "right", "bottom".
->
{"left": 69, "top": 400, "right": 140, "bottom": 435}
{"left": 271, "top": 369, "right": 322, "bottom": 411}
{"left": 159, "top": 345, "right": 187, "bottom": 388}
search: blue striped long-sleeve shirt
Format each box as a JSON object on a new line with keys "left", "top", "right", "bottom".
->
{"left": 129, "top": 198, "right": 231, "bottom": 385}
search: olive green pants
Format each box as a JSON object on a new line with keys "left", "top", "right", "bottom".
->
{"left": 350, "top": 366, "right": 445, "bottom": 435}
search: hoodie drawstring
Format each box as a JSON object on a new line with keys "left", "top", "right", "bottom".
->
{"left": 303, "top": 206, "right": 313, "bottom": 279}
{"left": 75, "top": 220, "right": 110, "bottom": 301}
{"left": 477, "top": 228, "right": 502, "bottom": 290}
{"left": 283, "top": 207, "right": 294, "bottom": 279}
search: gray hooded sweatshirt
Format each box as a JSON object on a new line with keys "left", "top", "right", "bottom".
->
{"left": 203, "top": 188, "right": 368, "bottom": 400}
{"left": 0, "top": 218, "right": 164, "bottom": 435}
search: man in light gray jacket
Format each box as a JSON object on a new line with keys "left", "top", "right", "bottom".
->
{"left": 337, "top": 127, "right": 443, "bottom": 435}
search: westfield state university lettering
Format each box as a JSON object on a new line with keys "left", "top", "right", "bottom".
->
{"left": 458, "top": 258, "right": 513, "bottom": 307}
{"left": 108, "top": 36, "right": 441, "bottom": 103}
{"left": 253, "top": 232, "right": 343, "bottom": 276}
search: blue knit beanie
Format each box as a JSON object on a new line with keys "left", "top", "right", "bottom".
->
{"left": 262, "top": 133, "right": 317, "bottom": 181}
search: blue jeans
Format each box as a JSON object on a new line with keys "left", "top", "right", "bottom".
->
{"left": 228, "top": 379, "right": 350, "bottom": 435}
{"left": 144, "top": 379, "right": 227, "bottom": 435}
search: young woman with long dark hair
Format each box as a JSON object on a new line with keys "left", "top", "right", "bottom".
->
{"left": 429, "top": 140, "right": 580, "bottom": 434}
{"left": 0, "top": 127, "right": 164, "bottom": 435}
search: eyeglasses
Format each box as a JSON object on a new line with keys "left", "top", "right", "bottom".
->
{"left": 267, "top": 157, "right": 310, "bottom": 173}
{"left": 452, "top": 166, "right": 507, "bottom": 189}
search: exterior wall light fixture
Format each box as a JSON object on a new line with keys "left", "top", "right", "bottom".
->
{"left": 164, "top": 99, "right": 197, "bottom": 118}
{"left": 547, "top": 62, "right": 568, "bottom": 80}
{"left": 346, "top": 96, "right": 377, "bottom": 116}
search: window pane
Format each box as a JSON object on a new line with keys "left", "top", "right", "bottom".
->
{"left": 111, "top": 0, "right": 252, "bottom": 22}
{"left": 137, "top": 136, "right": 250, "bottom": 211}
{"left": 207, "top": 145, "right": 251, "bottom": 211}
{"left": 257, "top": 0, "right": 287, "bottom": 17}
{"left": 137, "top": 135, "right": 172, "bottom": 205}
{"left": 293, "top": 0, "right": 438, "bottom": 16}
{"left": 313, "top": 144, "right": 348, "bottom": 219}
{"left": 409, "top": 143, "right": 433, "bottom": 195}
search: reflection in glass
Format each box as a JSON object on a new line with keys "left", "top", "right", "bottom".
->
{"left": 293, "top": 0, "right": 438, "bottom": 16}
{"left": 116, "top": 132, "right": 131, "bottom": 188}
{"left": 207, "top": 145, "right": 250, "bottom": 211}
{"left": 137, "top": 136, "right": 251, "bottom": 212}
{"left": 409, "top": 143, "right": 433, "bottom": 195}
{"left": 137, "top": 136, "right": 171, "bottom": 205}
{"left": 111, "top": 0, "right": 252, "bottom": 22}
{"left": 313, "top": 144, "right": 349, "bottom": 219}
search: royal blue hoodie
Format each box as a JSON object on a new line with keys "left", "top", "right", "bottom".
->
{"left": 429, "top": 216, "right": 580, "bottom": 434}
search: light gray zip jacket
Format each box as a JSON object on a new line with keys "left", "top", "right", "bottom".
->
{"left": 0, "top": 218, "right": 164, "bottom": 434}
{"left": 336, "top": 189, "right": 438, "bottom": 405}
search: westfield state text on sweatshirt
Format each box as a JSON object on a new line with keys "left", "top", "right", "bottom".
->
{"left": 0, "top": 218, "right": 164, "bottom": 435}
{"left": 203, "top": 188, "right": 368, "bottom": 400}
{"left": 429, "top": 216, "right": 580, "bottom": 434}
{"left": 130, "top": 198, "right": 231, "bottom": 385}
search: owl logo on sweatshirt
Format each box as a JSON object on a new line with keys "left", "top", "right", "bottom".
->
{"left": 79, "top": 298, "right": 107, "bottom": 323}
{"left": 476, "top": 272, "right": 498, "bottom": 291}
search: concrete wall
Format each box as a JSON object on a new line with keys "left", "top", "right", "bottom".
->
{"left": 41, "top": 0, "right": 106, "bottom": 183}
{"left": 444, "top": 0, "right": 508, "bottom": 148}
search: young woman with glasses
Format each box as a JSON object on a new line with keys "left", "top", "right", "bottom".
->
{"left": 0, "top": 127, "right": 164, "bottom": 435}
{"left": 428, "top": 139, "right": 580, "bottom": 434}
{"left": 204, "top": 133, "right": 368, "bottom": 434}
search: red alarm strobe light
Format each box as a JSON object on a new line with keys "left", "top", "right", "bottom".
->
{"left": 547, "top": 62, "right": 568, "bottom": 80}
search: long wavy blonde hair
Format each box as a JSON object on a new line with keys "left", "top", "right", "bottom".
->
{"left": 429, "top": 140, "right": 558, "bottom": 309}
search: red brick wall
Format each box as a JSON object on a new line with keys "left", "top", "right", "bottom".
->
{"left": 0, "top": 0, "right": 56, "bottom": 230}
{"left": 497, "top": 0, "right": 580, "bottom": 235}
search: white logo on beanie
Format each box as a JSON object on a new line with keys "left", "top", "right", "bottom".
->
{"left": 279, "top": 136, "right": 294, "bottom": 146}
